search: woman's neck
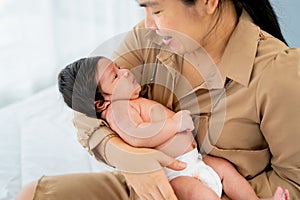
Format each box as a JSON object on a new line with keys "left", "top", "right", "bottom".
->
{"left": 202, "top": 2, "right": 238, "bottom": 64}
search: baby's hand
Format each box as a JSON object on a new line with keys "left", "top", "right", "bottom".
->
{"left": 172, "top": 110, "right": 195, "bottom": 132}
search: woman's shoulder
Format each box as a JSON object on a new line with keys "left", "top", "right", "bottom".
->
{"left": 257, "top": 46, "right": 300, "bottom": 93}
{"left": 256, "top": 30, "right": 300, "bottom": 72}
{"left": 272, "top": 48, "right": 300, "bottom": 75}
{"left": 262, "top": 46, "right": 300, "bottom": 73}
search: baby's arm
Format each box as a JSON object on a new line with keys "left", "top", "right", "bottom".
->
{"left": 133, "top": 109, "right": 194, "bottom": 147}
{"left": 106, "top": 100, "right": 194, "bottom": 148}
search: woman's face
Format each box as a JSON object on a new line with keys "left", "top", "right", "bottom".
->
{"left": 96, "top": 58, "right": 141, "bottom": 101}
{"left": 138, "top": 0, "right": 216, "bottom": 53}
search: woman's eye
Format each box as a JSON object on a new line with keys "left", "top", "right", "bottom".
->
{"left": 152, "top": 11, "right": 161, "bottom": 15}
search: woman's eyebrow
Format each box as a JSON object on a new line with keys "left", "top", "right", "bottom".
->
{"left": 137, "top": 1, "right": 159, "bottom": 7}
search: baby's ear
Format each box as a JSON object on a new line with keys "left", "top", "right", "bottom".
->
{"left": 94, "top": 100, "right": 110, "bottom": 112}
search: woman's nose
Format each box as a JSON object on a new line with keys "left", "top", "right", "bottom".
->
{"left": 144, "top": 9, "right": 157, "bottom": 30}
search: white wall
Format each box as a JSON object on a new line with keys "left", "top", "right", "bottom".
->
{"left": 0, "top": 0, "right": 144, "bottom": 108}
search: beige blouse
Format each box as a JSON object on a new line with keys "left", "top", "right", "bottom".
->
{"left": 73, "top": 11, "right": 300, "bottom": 198}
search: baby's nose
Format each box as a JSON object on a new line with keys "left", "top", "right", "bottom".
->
{"left": 123, "top": 71, "right": 129, "bottom": 77}
{"left": 119, "top": 69, "right": 130, "bottom": 77}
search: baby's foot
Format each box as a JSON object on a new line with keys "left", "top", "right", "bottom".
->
{"left": 270, "top": 187, "right": 290, "bottom": 200}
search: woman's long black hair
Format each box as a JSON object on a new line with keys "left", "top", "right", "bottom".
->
{"left": 181, "top": 0, "right": 287, "bottom": 45}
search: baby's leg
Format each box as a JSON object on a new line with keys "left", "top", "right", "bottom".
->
{"left": 203, "top": 155, "right": 259, "bottom": 200}
{"left": 203, "top": 156, "right": 289, "bottom": 200}
{"left": 170, "top": 176, "right": 220, "bottom": 200}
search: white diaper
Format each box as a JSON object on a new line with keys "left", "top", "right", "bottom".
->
{"left": 164, "top": 149, "right": 222, "bottom": 197}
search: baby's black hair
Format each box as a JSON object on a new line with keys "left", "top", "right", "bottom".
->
{"left": 58, "top": 56, "right": 105, "bottom": 119}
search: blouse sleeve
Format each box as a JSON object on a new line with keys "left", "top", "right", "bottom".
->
{"left": 257, "top": 48, "right": 300, "bottom": 197}
{"left": 73, "top": 111, "right": 116, "bottom": 163}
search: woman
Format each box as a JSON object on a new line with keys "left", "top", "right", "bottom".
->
{"left": 17, "top": 0, "right": 300, "bottom": 199}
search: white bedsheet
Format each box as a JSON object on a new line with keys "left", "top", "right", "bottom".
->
{"left": 0, "top": 85, "right": 113, "bottom": 200}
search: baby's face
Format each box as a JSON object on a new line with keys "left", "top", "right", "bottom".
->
{"left": 96, "top": 58, "right": 141, "bottom": 101}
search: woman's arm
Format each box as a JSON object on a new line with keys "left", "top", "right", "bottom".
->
{"left": 257, "top": 49, "right": 300, "bottom": 198}
{"left": 73, "top": 111, "right": 186, "bottom": 200}
{"left": 101, "top": 136, "right": 187, "bottom": 200}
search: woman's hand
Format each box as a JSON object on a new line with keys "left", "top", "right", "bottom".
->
{"left": 122, "top": 160, "right": 186, "bottom": 200}
{"left": 101, "top": 136, "right": 186, "bottom": 199}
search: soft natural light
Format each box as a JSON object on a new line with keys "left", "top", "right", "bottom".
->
{"left": 0, "top": 0, "right": 143, "bottom": 108}
{"left": 0, "top": 1, "right": 299, "bottom": 200}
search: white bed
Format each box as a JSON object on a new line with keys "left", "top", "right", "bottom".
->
{"left": 0, "top": 85, "right": 113, "bottom": 200}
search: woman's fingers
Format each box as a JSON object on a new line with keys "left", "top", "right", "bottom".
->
{"left": 122, "top": 169, "right": 178, "bottom": 200}
{"left": 157, "top": 179, "right": 178, "bottom": 200}
{"left": 165, "top": 159, "right": 187, "bottom": 170}
{"left": 154, "top": 150, "right": 186, "bottom": 171}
